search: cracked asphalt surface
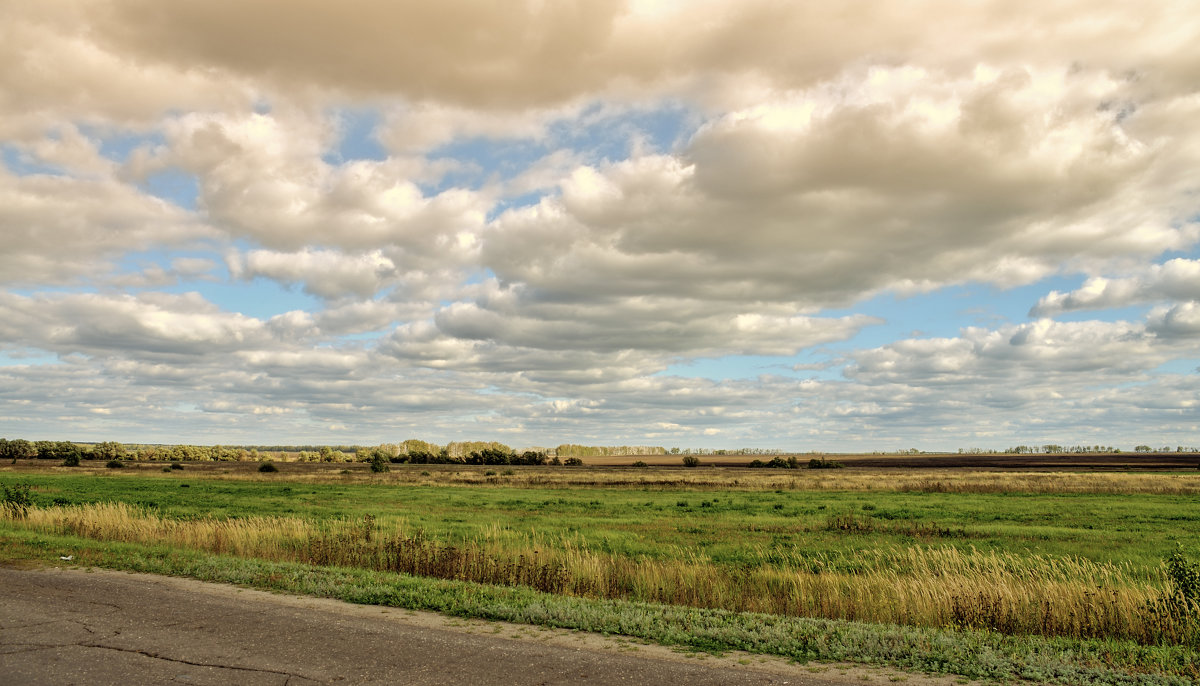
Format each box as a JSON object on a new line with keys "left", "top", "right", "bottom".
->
{"left": 0, "top": 565, "right": 893, "bottom": 686}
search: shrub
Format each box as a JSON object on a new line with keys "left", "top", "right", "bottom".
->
{"left": 61, "top": 452, "right": 80, "bottom": 467}
{"left": 808, "top": 457, "right": 844, "bottom": 469}
{"left": 1166, "top": 547, "right": 1200, "bottom": 607}
{"left": 105, "top": 460, "right": 124, "bottom": 469}
{"left": 370, "top": 454, "right": 390, "bottom": 473}
{"left": 1145, "top": 546, "right": 1200, "bottom": 644}
{"left": 169, "top": 462, "right": 185, "bottom": 470}
{"left": 631, "top": 460, "right": 648, "bottom": 468}
{"left": 1, "top": 482, "right": 33, "bottom": 517}
{"left": 161, "top": 466, "right": 172, "bottom": 472}
{"left": 258, "top": 461, "right": 278, "bottom": 473}
{"left": 682, "top": 455, "right": 701, "bottom": 468}
{"left": 563, "top": 457, "right": 584, "bottom": 466}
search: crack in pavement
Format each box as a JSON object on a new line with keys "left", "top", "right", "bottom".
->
{"left": 0, "top": 644, "right": 66, "bottom": 656}
{"left": 4, "top": 641, "right": 323, "bottom": 685}
{"left": 77, "top": 643, "right": 325, "bottom": 684}
{"left": 0, "top": 619, "right": 68, "bottom": 631}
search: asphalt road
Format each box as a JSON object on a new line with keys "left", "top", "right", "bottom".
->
{"left": 0, "top": 565, "right": 925, "bottom": 686}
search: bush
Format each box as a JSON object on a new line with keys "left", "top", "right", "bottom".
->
{"left": 105, "top": 460, "right": 124, "bottom": 469}
{"left": 61, "top": 452, "right": 80, "bottom": 467}
{"left": 1145, "top": 546, "right": 1200, "bottom": 644}
{"left": 1166, "top": 547, "right": 1200, "bottom": 606}
{"left": 370, "top": 454, "right": 390, "bottom": 473}
{"left": 1, "top": 482, "right": 33, "bottom": 517}
{"left": 169, "top": 462, "right": 185, "bottom": 470}
{"left": 682, "top": 456, "right": 701, "bottom": 468}
{"left": 161, "top": 466, "right": 172, "bottom": 472}
{"left": 808, "top": 457, "right": 844, "bottom": 469}
{"left": 563, "top": 457, "right": 584, "bottom": 466}
{"left": 631, "top": 460, "right": 648, "bottom": 468}
{"left": 257, "top": 461, "right": 278, "bottom": 473}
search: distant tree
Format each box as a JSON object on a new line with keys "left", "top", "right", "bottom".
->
{"left": 56, "top": 441, "right": 81, "bottom": 466}
{"left": 369, "top": 452, "right": 390, "bottom": 473}
{"left": 0, "top": 439, "right": 34, "bottom": 462}
{"left": 518, "top": 450, "right": 547, "bottom": 465}
{"left": 808, "top": 457, "right": 844, "bottom": 470}
{"left": 1134, "top": 445, "right": 1153, "bottom": 453}
{"left": 93, "top": 441, "right": 126, "bottom": 461}
{"left": 682, "top": 456, "right": 701, "bottom": 468}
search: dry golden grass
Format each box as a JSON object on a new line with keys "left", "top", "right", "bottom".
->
{"left": 6, "top": 501, "right": 1193, "bottom": 645}
{"left": 178, "top": 466, "right": 1200, "bottom": 495}
{"left": 6, "top": 459, "right": 1198, "bottom": 494}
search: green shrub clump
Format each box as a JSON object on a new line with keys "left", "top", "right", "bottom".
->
{"left": 808, "top": 457, "right": 844, "bottom": 469}
{"left": 105, "top": 460, "right": 124, "bottom": 469}
{"left": 1, "top": 482, "right": 33, "bottom": 517}
{"left": 258, "top": 461, "right": 279, "bottom": 473}
{"left": 681, "top": 456, "right": 700, "bottom": 467}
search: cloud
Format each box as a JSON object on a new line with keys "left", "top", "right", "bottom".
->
{"left": 3, "top": 1, "right": 1200, "bottom": 447}
{"left": 430, "top": 282, "right": 877, "bottom": 356}
{"left": 149, "top": 111, "right": 490, "bottom": 275}
{"left": 1147, "top": 302, "right": 1200, "bottom": 339}
{"left": 483, "top": 65, "right": 1198, "bottom": 317}
{"left": 0, "top": 1, "right": 251, "bottom": 136}
{"left": 378, "top": 103, "right": 579, "bottom": 154}
{"left": 228, "top": 248, "right": 398, "bottom": 299}
{"left": 1031, "top": 259, "right": 1200, "bottom": 315}
{"left": 844, "top": 319, "right": 1167, "bottom": 386}
{"left": 0, "top": 291, "right": 271, "bottom": 358}
{"left": 66, "top": 1, "right": 1200, "bottom": 111}
{"left": 0, "top": 166, "right": 210, "bottom": 286}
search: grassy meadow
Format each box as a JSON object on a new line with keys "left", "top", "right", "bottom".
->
{"left": 2, "top": 461, "right": 1198, "bottom": 684}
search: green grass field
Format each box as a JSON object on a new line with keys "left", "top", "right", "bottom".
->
{"left": 2, "top": 465, "right": 1198, "bottom": 684}
{"left": 10, "top": 469, "right": 1192, "bottom": 570}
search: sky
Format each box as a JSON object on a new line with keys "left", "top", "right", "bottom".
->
{"left": 1, "top": 1, "right": 1198, "bottom": 451}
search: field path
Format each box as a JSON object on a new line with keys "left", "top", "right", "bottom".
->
{"left": 0, "top": 565, "right": 973, "bottom": 686}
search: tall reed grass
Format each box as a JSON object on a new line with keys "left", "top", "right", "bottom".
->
{"left": 5, "top": 501, "right": 1195, "bottom": 646}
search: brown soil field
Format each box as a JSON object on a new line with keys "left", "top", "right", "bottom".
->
{"left": 572, "top": 452, "right": 1200, "bottom": 470}
{"left": 5, "top": 451, "right": 1197, "bottom": 474}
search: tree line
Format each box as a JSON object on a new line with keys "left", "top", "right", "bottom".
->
{"left": 4, "top": 437, "right": 1196, "bottom": 465}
